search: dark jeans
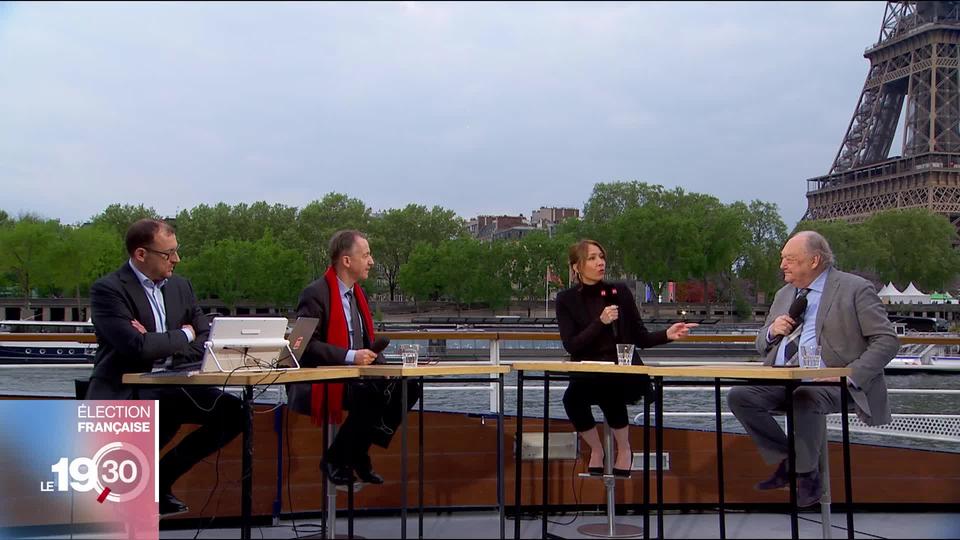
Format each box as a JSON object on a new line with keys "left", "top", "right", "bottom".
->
{"left": 327, "top": 378, "right": 422, "bottom": 468}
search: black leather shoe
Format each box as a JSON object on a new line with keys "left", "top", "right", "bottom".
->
{"left": 159, "top": 492, "right": 189, "bottom": 517}
{"left": 354, "top": 465, "right": 385, "bottom": 485}
{"left": 612, "top": 468, "right": 632, "bottom": 478}
{"left": 755, "top": 460, "right": 789, "bottom": 491}
{"left": 587, "top": 466, "right": 603, "bottom": 476}
{"left": 321, "top": 457, "right": 356, "bottom": 486}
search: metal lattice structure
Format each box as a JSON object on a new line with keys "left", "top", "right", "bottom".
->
{"left": 805, "top": 1, "right": 960, "bottom": 241}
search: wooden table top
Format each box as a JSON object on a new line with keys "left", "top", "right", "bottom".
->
{"left": 511, "top": 360, "right": 850, "bottom": 380}
{"left": 123, "top": 366, "right": 361, "bottom": 386}
{"left": 358, "top": 364, "right": 511, "bottom": 377}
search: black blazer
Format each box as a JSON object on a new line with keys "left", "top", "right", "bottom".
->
{"left": 286, "top": 277, "right": 375, "bottom": 416}
{"left": 555, "top": 281, "right": 669, "bottom": 363}
{"left": 88, "top": 263, "right": 209, "bottom": 397}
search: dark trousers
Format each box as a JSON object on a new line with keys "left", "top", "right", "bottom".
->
{"left": 563, "top": 375, "right": 650, "bottom": 432}
{"left": 86, "top": 378, "right": 245, "bottom": 492}
{"left": 327, "top": 378, "right": 422, "bottom": 468}
{"left": 139, "top": 386, "right": 245, "bottom": 492}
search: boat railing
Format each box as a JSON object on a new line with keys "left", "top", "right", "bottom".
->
{"left": 8, "top": 331, "right": 960, "bottom": 443}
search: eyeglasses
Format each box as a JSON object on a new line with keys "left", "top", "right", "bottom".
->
{"left": 143, "top": 245, "right": 181, "bottom": 260}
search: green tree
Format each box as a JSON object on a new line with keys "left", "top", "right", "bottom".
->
{"left": 505, "top": 232, "right": 568, "bottom": 316}
{"left": 89, "top": 204, "right": 159, "bottom": 237}
{"left": 794, "top": 219, "right": 882, "bottom": 278}
{"left": 0, "top": 210, "right": 10, "bottom": 228}
{"left": 734, "top": 200, "right": 788, "bottom": 301}
{"left": 297, "top": 193, "right": 372, "bottom": 279}
{"left": 398, "top": 243, "right": 443, "bottom": 306}
{"left": 369, "top": 204, "right": 464, "bottom": 301}
{"left": 179, "top": 234, "right": 309, "bottom": 310}
{"left": 865, "top": 209, "right": 960, "bottom": 291}
{"left": 0, "top": 218, "right": 62, "bottom": 309}
{"left": 52, "top": 224, "right": 126, "bottom": 308}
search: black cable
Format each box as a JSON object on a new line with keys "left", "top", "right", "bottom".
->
{"left": 797, "top": 514, "right": 887, "bottom": 539}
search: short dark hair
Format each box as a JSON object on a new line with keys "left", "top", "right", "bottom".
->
{"left": 329, "top": 230, "right": 367, "bottom": 265}
{"left": 125, "top": 219, "right": 175, "bottom": 256}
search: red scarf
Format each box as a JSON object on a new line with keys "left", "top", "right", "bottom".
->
{"left": 310, "top": 266, "right": 376, "bottom": 425}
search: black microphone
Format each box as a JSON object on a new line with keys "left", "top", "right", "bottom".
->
{"left": 769, "top": 292, "right": 808, "bottom": 347}
{"left": 371, "top": 336, "right": 390, "bottom": 354}
{"left": 602, "top": 285, "right": 619, "bottom": 339}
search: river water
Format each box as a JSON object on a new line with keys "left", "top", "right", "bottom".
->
{"left": 1, "top": 357, "right": 957, "bottom": 453}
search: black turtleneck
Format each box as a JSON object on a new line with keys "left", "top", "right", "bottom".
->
{"left": 555, "top": 280, "right": 670, "bottom": 363}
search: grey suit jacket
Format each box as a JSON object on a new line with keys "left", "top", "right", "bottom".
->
{"left": 756, "top": 268, "right": 899, "bottom": 425}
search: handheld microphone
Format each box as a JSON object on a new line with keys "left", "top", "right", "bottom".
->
{"left": 769, "top": 293, "right": 808, "bottom": 347}
{"left": 371, "top": 336, "right": 391, "bottom": 354}
{"left": 601, "top": 285, "right": 619, "bottom": 339}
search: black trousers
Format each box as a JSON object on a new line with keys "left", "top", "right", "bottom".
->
{"left": 327, "top": 378, "right": 422, "bottom": 469}
{"left": 137, "top": 386, "right": 245, "bottom": 492}
{"left": 562, "top": 374, "right": 651, "bottom": 432}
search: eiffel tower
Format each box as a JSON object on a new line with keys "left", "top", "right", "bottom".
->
{"left": 804, "top": 1, "right": 960, "bottom": 244}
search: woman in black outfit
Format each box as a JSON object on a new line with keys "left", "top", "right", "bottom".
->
{"left": 556, "top": 239, "right": 696, "bottom": 476}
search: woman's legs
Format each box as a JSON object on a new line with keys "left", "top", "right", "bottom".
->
{"left": 580, "top": 425, "right": 605, "bottom": 468}
{"left": 612, "top": 425, "right": 632, "bottom": 470}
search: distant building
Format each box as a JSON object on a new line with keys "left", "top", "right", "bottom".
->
{"left": 530, "top": 207, "right": 579, "bottom": 236}
{"left": 492, "top": 225, "right": 537, "bottom": 241}
{"left": 468, "top": 214, "right": 528, "bottom": 240}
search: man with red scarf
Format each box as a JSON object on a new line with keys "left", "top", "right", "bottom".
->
{"left": 287, "top": 230, "right": 421, "bottom": 486}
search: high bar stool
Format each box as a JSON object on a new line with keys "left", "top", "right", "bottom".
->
{"left": 576, "top": 423, "right": 644, "bottom": 538}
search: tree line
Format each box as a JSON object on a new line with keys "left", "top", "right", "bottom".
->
{"left": 1, "top": 182, "right": 957, "bottom": 318}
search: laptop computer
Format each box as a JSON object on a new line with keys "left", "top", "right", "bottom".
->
{"left": 147, "top": 317, "right": 318, "bottom": 376}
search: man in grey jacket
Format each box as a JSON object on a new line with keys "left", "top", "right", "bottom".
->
{"left": 728, "top": 231, "right": 898, "bottom": 507}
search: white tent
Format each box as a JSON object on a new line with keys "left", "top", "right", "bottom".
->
{"left": 899, "top": 282, "right": 931, "bottom": 304}
{"left": 877, "top": 282, "right": 904, "bottom": 304}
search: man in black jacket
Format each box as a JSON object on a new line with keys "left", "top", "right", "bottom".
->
{"left": 287, "top": 230, "right": 420, "bottom": 486}
{"left": 86, "top": 219, "right": 244, "bottom": 516}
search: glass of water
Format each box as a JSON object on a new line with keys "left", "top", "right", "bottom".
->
{"left": 400, "top": 344, "right": 420, "bottom": 367}
{"left": 800, "top": 345, "right": 822, "bottom": 369}
{"left": 616, "top": 343, "right": 635, "bottom": 366}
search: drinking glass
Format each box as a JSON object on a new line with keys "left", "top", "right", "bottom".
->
{"left": 400, "top": 344, "right": 420, "bottom": 367}
{"left": 616, "top": 343, "right": 635, "bottom": 366}
{"left": 800, "top": 345, "right": 822, "bottom": 369}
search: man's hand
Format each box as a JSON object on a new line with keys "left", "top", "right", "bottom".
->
{"left": 666, "top": 322, "right": 698, "bottom": 340}
{"left": 813, "top": 377, "right": 841, "bottom": 383}
{"left": 131, "top": 319, "right": 147, "bottom": 334}
{"left": 769, "top": 315, "right": 797, "bottom": 338}
{"left": 354, "top": 349, "right": 378, "bottom": 365}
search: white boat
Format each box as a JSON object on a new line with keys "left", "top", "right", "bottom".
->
{"left": 0, "top": 320, "right": 97, "bottom": 364}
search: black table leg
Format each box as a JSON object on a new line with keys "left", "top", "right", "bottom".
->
{"left": 515, "top": 371, "right": 524, "bottom": 540}
{"left": 840, "top": 377, "right": 854, "bottom": 539}
{"left": 655, "top": 377, "right": 664, "bottom": 539}
{"left": 785, "top": 382, "right": 799, "bottom": 539}
{"left": 541, "top": 372, "right": 550, "bottom": 540}
{"left": 321, "top": 384, "right": 329, "bottom": 539}
{"left": 402, "top": 377, "right": 409, "bottom": 540}
{"left": 499, "top": 372, "right": 506, "bottom": 540}
{"left": 643, "top": 384, "right": 651, "bottom": 540}
{"left": 241, "top": 384, "right": 253, "bottom": 540}
{"left": 715, "top": 379, "right": 726, "bottom": 539}
{"left": 419, "top": 377, "right": 425, "bottom": 539}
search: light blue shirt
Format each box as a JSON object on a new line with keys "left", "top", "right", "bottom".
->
{"left": 128, "top": 261, "right": 194, "bottom": 343}
{"left": 773, "top": 268, "right": 829, "bottom": 366}
{"left": 337, "top": 277, "right": 360, "bottom": 365}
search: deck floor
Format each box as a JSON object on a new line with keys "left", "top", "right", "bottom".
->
{"left": 146, "top": 510, "right": 957, "bottom": 539}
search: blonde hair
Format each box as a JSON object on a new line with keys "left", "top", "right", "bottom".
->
{"left": 568, "top": 239, "right": 606, "bottom": 284}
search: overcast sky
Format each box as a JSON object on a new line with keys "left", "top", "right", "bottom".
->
{"left": 0, "top": 1, "right": 887, "bottom": 228}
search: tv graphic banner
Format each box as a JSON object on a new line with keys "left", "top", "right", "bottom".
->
{"left": 0, "top": 401, "right": 158, "bottom": 539}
